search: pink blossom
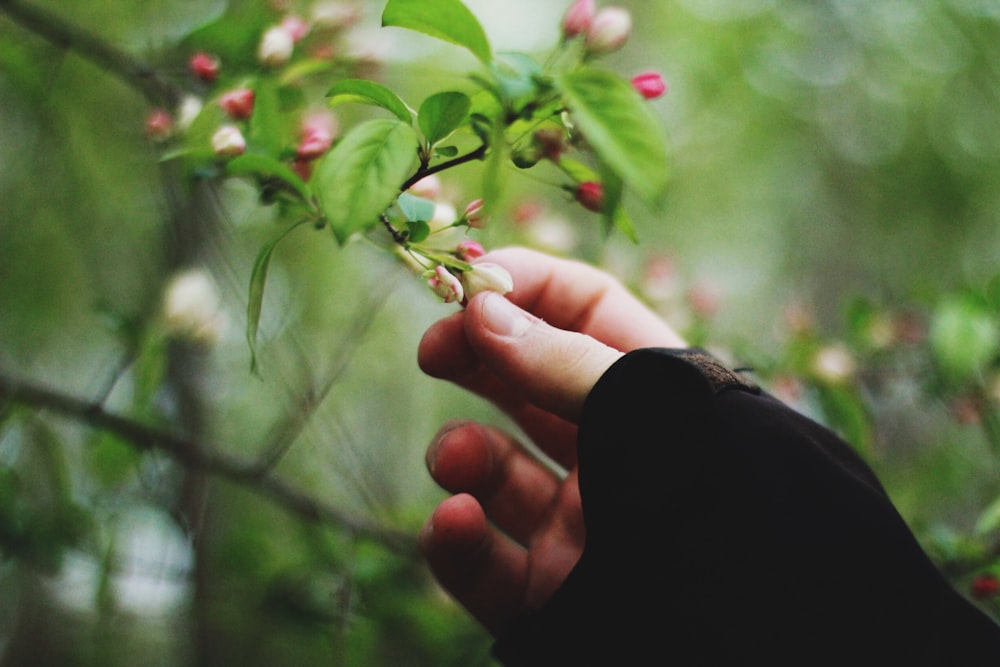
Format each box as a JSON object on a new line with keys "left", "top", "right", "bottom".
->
{"left": 562, "top": 0, "right": 595, "bottom": 39}
{"left": 455, "top": 240, "right": 486, "bottom": 261}
{"left": 211, "top": 125, "right": 246, "bottom": 157}
{"left": 463, "top": 199, "right": 487, "bottom": 228}
{"left": 427, "top": 266, "right": 465, "bottom": 303}
{"left": 189, "top": 52, "right": 220, "bottom": 82}
{"left": 219, "top": 88, "right": 255, "bottom": 120}
{"left": 280, "top": 15, "right": 311, "bottom": 43}
{"left": 575, "top": 181, "right": 604, "bottom": 213}
{"left": 585, "top": 7, "right": 632, "bottom": 55}
{"left": 631, "top": 71, "right": 667, "bottom": 100}
{"left": 297, "top": 111, "right": 339, "bottom": 160}
{"left": 144, "top": 109, "right": 173, "bottom": 141}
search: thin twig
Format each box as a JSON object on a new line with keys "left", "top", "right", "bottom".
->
{"left": 0, "top": 372, "right": 417, "bottom": 555}
{"left": 0, "top": 0, "right": 182, "bottom": 107}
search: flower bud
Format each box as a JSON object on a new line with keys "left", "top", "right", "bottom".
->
{"left": 455, "top": 240, "right": 486, "bottom": 261}
{"left": 575, "top": 181, "right": 604, "bottom": 213}
{"left": 280, "top": 15, "right": 311, "bottom": 43}
{"left": 258, "top": 25, "right": 295, "bottom": 67}
{"left": 533, "top": 128, "right": 565, "bottom": 162}
{"left": 426, "top": 265, "right": 464, "bottom": 303}
{"left": 291, "top": 157, "right": 313, "bottom": 182}
{"left": 631, "top": 71, "right": 667, "bottom": 100}
{"left": 585, "top": 7, "right": 632, "bottom": 55}
{"left": 219, "top": 88, "right": 256, "bottom": 120}
{"left": 971, "top": 574, "right": 1000, "bottom": 600}
{"left": 176, "top": 95, "right": 203, "bottom": 132}
{"left": 163, "top": 268, "right": 226, "bottom": 345}
{"left": 211, "top": 125, "right": 246, "bottom": 157}
{"left": 562, "top": 0, "right": 595, "bottom": 39}
{"left": 145, "top": 109, "right": 174, "bottom": 141}
{"left": 463, "top": 199, "right": 487, "bottom": 228}
{"left": 462, "top": 263, "right": 514, "bottom": 299}
{"left": 296, "top": 110, "right": 338, "bottom": 160}
{"left": 189, "top": 52, "right": 220, "bottom": 82}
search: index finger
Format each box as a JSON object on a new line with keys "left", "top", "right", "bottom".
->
{"left": 481, "top": 248, "right": 685, "bottom": 352}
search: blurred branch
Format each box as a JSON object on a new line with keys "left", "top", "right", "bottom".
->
{"left": 0, "top": 0, "right": 181, "bottom": 107}
{"left": 0, "top": 371, "right": 417, "bottom": 556}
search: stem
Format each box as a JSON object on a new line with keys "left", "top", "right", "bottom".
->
{"left": 0, "top": 0, "right": 182, "bottom": 107}
{"left": 399, "top": 143, "right": 488, "bottom": 192}
{"left": 0, "top": 371, "right": 416, "bottom": 555}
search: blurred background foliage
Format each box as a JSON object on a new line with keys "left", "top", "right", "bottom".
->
{"left": 2, "top": 0, "right": 1000, "bottom": 664}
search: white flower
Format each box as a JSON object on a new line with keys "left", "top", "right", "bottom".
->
{"left": 585, "top": 7, "right": 632, "bottom": 55}
{"left": 175, "top": 95, "right": 203, "bottom": 132}
{"left": 461, "top": 263, "right": 514, "bottom": 299}
{"left": 211, "top": 125, "right": 246, "bottom": 157}
{"left": 258, "top": 25, "right": 295, "bottom": 67}
{"left": 163, "top": 269, "right": 226, "bottom": 345}
{"left": 812, "top": 345, "right": 857, "bottom": 384}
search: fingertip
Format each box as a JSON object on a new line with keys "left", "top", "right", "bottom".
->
{"left": 426, "top": 422, "right": 494, "bottom": 493}
{"left": 418, "top": 310, "right": 476, "bottom": 379}
{"left": 422, "top": 493, "right": 489, "bottom": 558}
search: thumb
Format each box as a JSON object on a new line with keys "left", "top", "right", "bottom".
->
{"left": 465, "top": 292, "right": 624, "bottom": 423}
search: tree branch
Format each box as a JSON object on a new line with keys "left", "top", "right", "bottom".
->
{"left": 0, "top": 0, "right": 182, "bottom": 107}
{"left": 0, "top": 371, "right": 417, "bottom": 556}
{"left": 400, "top": 143, "right": 489, "bottom": 193}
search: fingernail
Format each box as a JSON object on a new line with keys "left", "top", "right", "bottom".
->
{"left": 481, "top": 293, "right": 532, "bottom": 337}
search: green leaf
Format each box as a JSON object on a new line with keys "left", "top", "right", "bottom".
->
{"left": 382, "top": 0, "right": 492, "bottom": 64}
{"left": 600, "top": 164, "right": 638, "bottom": 242}
{"left": 397, "top": 193, "right": 436, "bottom": 223}
{"left": 248, "top": 78, "right": 288, "bottom": 158}
{"left": 559, "top": 67, "right": 670, "bottom": 203}
{"left": 435, "top": 145, "right": 459, "bottom": 158}
{"left": 327, "top": 79, "right": 412, "bottom": 123}
{"left": 247, "top": 221, "right": 309, "bottom": 373}
{"left": 313, "top": 119, "right": 420, "bottom": 244}
{"left": 406, "top": 220, "right": 431, "bottom": 243}
{"left": 226, "top": 154, "right": 312, "bottom": 204}
{"left": 490, "top": 52, "right": 545, "bottom": 112}
{"left": 929, "top": 294, "right": 1000, "bottom": 384}
{"left": 418, "top": 92, "right": 471, "bottom": 146}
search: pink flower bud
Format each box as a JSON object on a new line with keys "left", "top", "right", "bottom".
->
{"left": 585, "top": 7, "right": 632, "bottom": 55}
{"left": 296, "top": 110, "right": 339, "bottom": 160}
{"left": 463, "top": 199, "right": 487, "bottom": 228}
{"left": 258, "top": 25, "right": 295, "bottom": 67}
{"left": 562, "top": 0, "right": 595, "bottom": 39}
{"left": 291, "top": 157, "right": 313, "bottom": 182}
{"left": 427, "top": 265, "right": 464, "bottom": 303}
{"left": 219, "top": 88, "right": 255, "bottom": 120}
{"left": 533, "top": 128, "right": 565, "bottom": 162}
{"left": 145, "top": 109, "right": 174, "bottom": 141}
{"left": 211, "top": 125, "right": 246, "bottom": 157}
{"left": 631, "top": 71, "right": 667, "bottom": 100}
{"left": 280, "top": 15, "right": 311, "bottom": 43}
{"left": 462, "top": 263, "right": 514, "bottom": 299}
{"left": 971, "top": 574, "right": 1000, "bottom": 600}
{"left": 575, "top": 181, "right": 604, "bottom": 213}
{"left": 455, "top": 240, "right": 486, "bottom": 261}
{"left": 189, "top": 52, "right": 220, "bottom": 82}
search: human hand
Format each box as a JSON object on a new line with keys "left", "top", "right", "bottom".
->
{"left": 417, "top": 247, "right": 684, "bottom": 635}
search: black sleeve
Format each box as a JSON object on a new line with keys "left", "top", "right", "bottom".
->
{"left": 492, "top": 348, "right": 1000, "bottom": 666}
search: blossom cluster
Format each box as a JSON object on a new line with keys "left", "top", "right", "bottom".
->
{"left": 144, "top": 1, "right": 363, "bottom": 173}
